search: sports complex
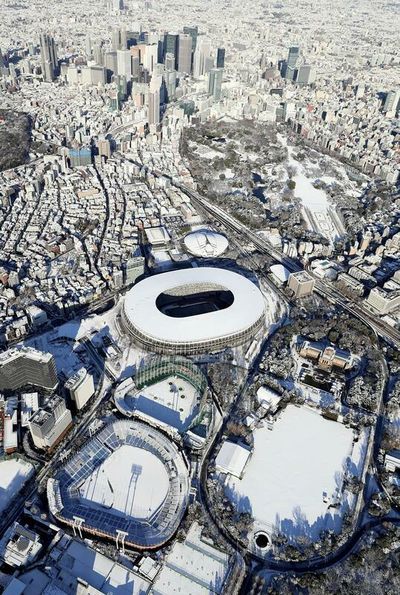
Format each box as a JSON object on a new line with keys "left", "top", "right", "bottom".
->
{"left": 47, "top": 420, "right": 189, "bottom": 550}
{"left": 121, "top": 267, "right": 266, "bottom": 355}
{"left": 114, "top": 356, "right": 209, "bottom": 434}
{"left": 183, "top": 228, "right": 229, "bottom": 257}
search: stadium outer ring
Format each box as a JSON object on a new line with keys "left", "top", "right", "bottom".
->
{"left": 121, "top": 267, "right": 266, "bottom": 355}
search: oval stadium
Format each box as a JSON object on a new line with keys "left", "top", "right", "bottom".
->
{"left": 121, "top": 267, "right": 266, "bottom": 355}
{"left": 47, "top": 420, "right": 189, "bottom": 550}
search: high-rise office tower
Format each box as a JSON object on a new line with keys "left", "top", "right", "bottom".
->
{"left": 177, "top": 34, "right": 192, "bottom": 74}
{"left": 296, "top": 64, "right": 315, "bottom": 85}
{"left": 65, "top": 368, "right": 95, "bottom": 410}
{"left": 285, "top": 46, "right": 300, "bottom": 81}
{"left": 183, "top": 26, "right": 198, "bottom": 51}
{"left": 39, "top": 34, "right": 58, "bottom": 82}
{"left": 143, "top": 44, "right": 158, "bottom": 75}
{"left": 164, "top": 52, "right": 175, "bottom": 71}
{"left": 193, "top": 38, "right": 212, "bottom": 78}
{"left": 104, "top": 51, "right": 118, "bottom": 75}
{"left": 148, "top": 75, "right": 162, "bottom": 125}
{"left": 216, "top": 47, "right": 225, "bottom": 69}
{"left": 0, "top": 49, "right": 8, "bottom": 77}
{"left": 148, "top": 89, "right": 160, "bottom": 125}
{"left": 0, "top": 347, "right": 58, "bottom": 392}
{"left": 120, "top": 27, "right": 127, "bottom": 50}
{"left": 85, "top": 34, "right": 92, "bottom": 60}
{"left": 112, "top": 28, "right": 121, "bottom": 51}
{"left": 29, "top": 396, "right": 72, "bottom": 450}
{"left": 383, "top": 90, "right": 400, "bottom": 116}
{"left": 93, "top": 43, "right": 104, "bottom": 66}
{"left": 117, "top": 49, "right": 132, "bottom": 78}
{"left": 164, "top": 69, "right": 177, "bottom": 102}
{"left": 164, "top": 33, "right": 179, "bottom": 68}
{"left": 124, "top": 256, "right": 145, "bottom": 285}
{"left": 208, "top": 68, "right": 223, "bottom": 101}
{"left": 132, "top": 55, "right": 140, "bottom": 78}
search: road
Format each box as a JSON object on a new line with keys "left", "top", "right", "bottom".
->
{"left": 176, "top": 184, "right": 400, "bottom": 350}
{"left": 170, "top": 181, "right": 399, "bottom": 573}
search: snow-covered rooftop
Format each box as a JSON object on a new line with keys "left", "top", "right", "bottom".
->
{"left": 184, "top": 228, "right": 229, "bottom": 257}
{"left": 123, "top": 267, "right": 266, "bottom": 345}
{"left": 216, "top": 441, "right": 251, "bottom": 479}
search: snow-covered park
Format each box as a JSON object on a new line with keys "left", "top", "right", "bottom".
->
{"left": 222, "top": 405, "right": 364, "bottom": 543}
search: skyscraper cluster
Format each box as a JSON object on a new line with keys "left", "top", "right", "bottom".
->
{"left": 280, "top": 46, "right": 315, "bottom": 86}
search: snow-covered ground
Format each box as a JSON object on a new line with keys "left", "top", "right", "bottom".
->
{"left": 79, "top": 444, "right": 169, "bottom": 520}
{"left": 223, "top": 405, "right": 357, "bottom": 541}
{"left": 20, "top": 302, "right": 144, "bottom": 381}
{"left": 0, "top": 458, "right": 34, "bottom": 514}
{"left": 277, "top": 134, "right": 348, "bottom": 243}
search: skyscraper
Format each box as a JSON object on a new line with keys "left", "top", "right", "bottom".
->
{"left": 183, "top": 26, "right": 198, "bottom": 51}
{"left": 85, "top": 34, "right": 92, "bottom": 60}
{"left": 193, "top": 38, "right": 212, "bottom": 78}
{"left": 117, "top": 49, "right": 132, "bottom": 79}
{"left": 148, "top": 89, "right": 160, "bottom": 125}
{"left": 208, "top": 68, "right": 223, "bottom": 101}
{"left": 40, "top": 34, "right": 58, "bottom": 82}
{"left": 164, "top": 33, "right": 179, "bottom": 69}
{"left": 285, "top": 46, "right": 300, "bottom": 81}
{"left": 164, "top": 69, "right": 177, "bottom": 102}
{"left": 143, "top": 44, "right": 158, "bottom": 75}
{"left": 216, "top": 48, "right": 225, "bottom": 69}
{"left": 177, "top": 34, "right": 192, "bottom": 74}
{"left": 383, "top": 90, "right": 400, "bottom": 116}
{"left": 296, "top": 64, "right": 315, "bottom": 85}
{"left": 148, "top": 74, "right": 162, "bottom": 125}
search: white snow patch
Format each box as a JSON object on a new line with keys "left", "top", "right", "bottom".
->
{"left": 0, "top": 459, "right": 34, "bottom": 514}
{"left": 79, "top": 444, "right": 169, "bottom": 520}
{"left": 224, "top": 405, "right": 355, "bottom": 540}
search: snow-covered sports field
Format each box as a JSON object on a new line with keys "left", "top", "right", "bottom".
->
{"left": 225, "top": 405, "right": 356, "bottom": 541}
{"left": 79, "top": 444, "right": 170, "bottom": 519}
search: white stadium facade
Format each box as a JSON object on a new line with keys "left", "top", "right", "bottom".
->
{"left": 121, "top": 267, "right": 266, "bottom": 355}
{"left": 47, "top": 420, "right": 189, "bottom": 550}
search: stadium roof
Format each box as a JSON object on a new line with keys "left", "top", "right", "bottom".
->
{"left": 183, "top": 228, "right": 229, "bottom": 257}
{"left": 123, "top": 267, "right": 265, "bottom": 345}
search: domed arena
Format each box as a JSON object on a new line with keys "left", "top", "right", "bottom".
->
{"left": 183, "top": 228, "right": 229, "bottom": 257}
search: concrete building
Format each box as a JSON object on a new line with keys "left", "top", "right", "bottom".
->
{"left": 65, "top": 368, "right": 95, "bottom": 410}
{"left": 29, "top": 396, "right": 72, "bottom": 450}
{"left": 296, "top": 64, "right": 315, "bottom": 85}
{"left": 208, "top": 68, "right": 223, "bottom": 101}
{"left": 0, "top": 348, "right": 58, "bottom": 392}
{"left": 177, "top": 34, "right": 192, "bottom": 74}
{"left": 124, "top": 256, "right": 145, "bottom": 285}
{"left": 288, "top": 271, "right": 315, "bottom": 297}
{"left": 366, "top": 287, "right": 400, "bottom": 315}
{"left": 384, "top": 449, "right": 400, "bottom": 472}
{"left": 39, "top": 33, "right": 57, "bottom": 82}
{"left": 0, "top": 523, "right": 42, "bottom": 568}
{"left": 299, "top": 340, "right": 353, "bottom": 370}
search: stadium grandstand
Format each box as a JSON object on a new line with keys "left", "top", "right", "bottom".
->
{"left": 47, "top": 420, "right": 189, "bottom": 550}
{"left": 114, "top": 356, "right": 209, "bottom": 434}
